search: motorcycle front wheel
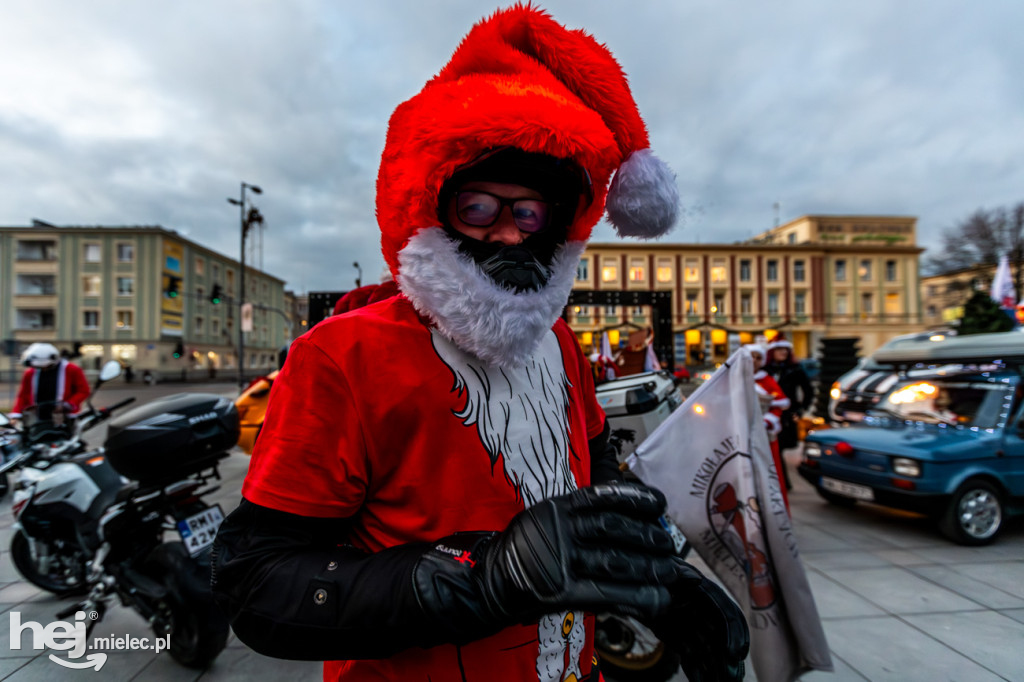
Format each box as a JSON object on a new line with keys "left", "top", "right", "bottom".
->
{"left": 595, "top": 615, "right": 680, "bottom": 682}
{"left": 10, "top": 530, "right": 89, "bottom": 595}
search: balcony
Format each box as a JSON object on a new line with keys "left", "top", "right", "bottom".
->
{"left": 15, "top": 309, "right": 56, "bottom": 331}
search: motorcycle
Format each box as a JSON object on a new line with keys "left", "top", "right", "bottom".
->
{"left": 1, "top": 361, "right": 238, "bottom": 668}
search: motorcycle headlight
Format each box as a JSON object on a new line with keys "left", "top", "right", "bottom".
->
{"left": 829, "top": 383, "right": 842, "bottom": 401}
{"left": 804, "top": 443, "right": 822, "bottom": 458}
{"left": 892, "top": 457, "right": 921, "bottom": 477}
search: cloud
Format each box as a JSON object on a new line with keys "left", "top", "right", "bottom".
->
{"left": 2, "top": 0, "right": 1023, "bottom": 291}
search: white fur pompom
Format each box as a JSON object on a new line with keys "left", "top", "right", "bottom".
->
{"left": 605, "top": 148, "right": 680, "bottom": 238}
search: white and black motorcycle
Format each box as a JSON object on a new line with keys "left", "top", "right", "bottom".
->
{"left": 1, "top": 361, "right": 238, "bottom": 668}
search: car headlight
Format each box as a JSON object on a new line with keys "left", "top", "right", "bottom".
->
{"left": 829, "top": 382, "right": 842, "bottom": 401}
{"left": 892, "top": 457, "right": 921, "bottom": 477}
{"left": 804, "top": 443, "right": 822, "bottom": 458}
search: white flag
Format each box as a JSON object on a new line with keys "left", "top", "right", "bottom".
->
{"left": 599, "top": 331, "right": 616, "bottom": 380}
{"left": 628, "top": 347, "right": 832, "bottom": 682}
{"left": 990, "top": 254, "right": 1016, "bottom": 309}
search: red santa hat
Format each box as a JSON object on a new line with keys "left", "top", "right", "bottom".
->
{"left": 376, "top": 4, "right": 679, "bottom": 276}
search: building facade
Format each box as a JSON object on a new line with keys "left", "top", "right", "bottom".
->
{"left": 569, "top": 215, "right": 925, "bottom": 365}
{"left": 920, "top": 264, "right": 1001, "bottom": 329}
{"left": 0, "top": 224, "right": 288, "bottom": 380}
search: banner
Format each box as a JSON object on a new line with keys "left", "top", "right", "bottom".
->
{"left": 628, "top": 347, "right": 832, "bottom": 682}
{"left": 161, "top": 240, "right": 185, "bottom": 337}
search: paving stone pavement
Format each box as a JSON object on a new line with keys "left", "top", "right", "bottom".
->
{"left": 2, "top": 446, "right": 1022, "bottom": 681}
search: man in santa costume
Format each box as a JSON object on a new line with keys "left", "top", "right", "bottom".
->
{"left": 10, "top": 343, "right": 90, "bottom": 421}
{"left": 213, "top": 7, "right": 748, "bottom": 682}
{"left": 748, "top": 344, "right": 791, "bottom": 513}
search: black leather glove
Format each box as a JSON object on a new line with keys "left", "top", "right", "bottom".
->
{"left": 413, "top": 483, "right": 691, "bottom": 642}
{"left": 653, "top": 563, "right": 750, "bottom": 682}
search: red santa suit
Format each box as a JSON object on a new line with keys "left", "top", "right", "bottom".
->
{"left": 244, "top": 296, "right": 606, "bottom": 681}
{"left": 754, "top": 368, "right": 791, "bottom": 513}
{"left": 10, "top": 360, "right": 90, "bottom": 418}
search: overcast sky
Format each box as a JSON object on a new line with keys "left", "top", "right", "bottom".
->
{"left": 2, "top": 0, "right": 1022, "bottom": 292}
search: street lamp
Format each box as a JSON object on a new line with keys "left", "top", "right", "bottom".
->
{"left": 228, "top": 182, "right": 262, "bottom": 388}
{"left": 353, "top": 261, "right": 362, "bottom": 288}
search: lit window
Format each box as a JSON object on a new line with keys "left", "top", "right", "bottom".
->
{"left": 82, "top": 275, "right": 101, "bottom": 296}
{"left": 601, "top": 265, "right": 618, "bottom": 282}
{"left": 711, "top": 258, "right": 727, "bottom": 283}
{"left": 685, "top": 293, "right": 699, "bottom": 314}
{"left": 684, "top": 258, "right": 700, "bottom": 283}
{"left": 656, "top": 266, "right": 673, "bottom": 283}
{"left": 629, "top": 266, "right": 646, "bottom": 282}
{"left": 885, "top": 292, "right": 901, "bottom": 314}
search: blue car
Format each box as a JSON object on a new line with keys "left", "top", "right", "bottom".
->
{"left": 799, "top": 332, "right": 1024, "bottom": 545}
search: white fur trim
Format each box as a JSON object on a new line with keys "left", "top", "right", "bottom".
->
{"left": 397, "top": 227, "right": 586, "bottom": 369}
{"left": 753, "top": 369, "right": 767, "bottom": 380}
{"left": 771, "top": 397, "right": 792, "bottom": 410}
{"left": 605, "top": 149, "right": 680, "bottom": 238}
{"left": 764, "top": 412, "right": 782, "bottom": 434}
{"left": 767, "top": 339, "right": 793, "bottom": 351}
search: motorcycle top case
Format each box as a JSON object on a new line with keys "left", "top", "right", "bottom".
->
{"left": 104, "top": 394, "right": 240, "bottom": 484}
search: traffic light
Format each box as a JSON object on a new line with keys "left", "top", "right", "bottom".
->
{"left": 173, "top": 342, "right": 184, "bottom": 359}
{"left": 210, "top": 284, "right": 223, "bottom": 304}
{"left": 165, "top": 276, "right": 181, "bottom": 298}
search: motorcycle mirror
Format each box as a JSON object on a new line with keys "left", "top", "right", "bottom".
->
{"left": 98, "top": 361, "right": 123, "bottom": 383}
{"left": 0, "top": 413, "right": 10, "bottom": 428}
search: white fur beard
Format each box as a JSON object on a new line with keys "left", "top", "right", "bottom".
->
{"left": 430, "top": 329, "right": 577, "bottom": 507}
{"left": 397, "top": 227, "right": 587, "bottom": 370}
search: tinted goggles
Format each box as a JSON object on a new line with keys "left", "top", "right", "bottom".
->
{"left": 454, "top": 190, "right": 552, "bottom": 233}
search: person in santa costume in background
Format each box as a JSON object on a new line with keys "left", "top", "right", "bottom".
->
{"left": 764, "top": 335, "right": 813, "bottom": 491}
{"left": 10, "top": 343, "right": 90, "bottom": 421}
{"left": 748, "top": 344, "right": 791, "bottom": 513}
{"left": 212, "top": 6, "right": 748, "bottom": 682}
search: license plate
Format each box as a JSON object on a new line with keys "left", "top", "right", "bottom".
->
{"left": 821, "top": 477, "right": 874, "bottom": 501}
{"left": 176, "top": 505, "right": 225, "bottom": 556}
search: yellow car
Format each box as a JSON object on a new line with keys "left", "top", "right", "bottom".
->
{"left": 234, "top": 370, "right": 279, "bottom": 455}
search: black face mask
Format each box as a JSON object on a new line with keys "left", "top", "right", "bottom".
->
{"left": 447, "top": 226, "right": 563, "bottom": 293}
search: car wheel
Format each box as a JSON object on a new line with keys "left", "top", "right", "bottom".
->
{"left": 939, "top": 479, "right": 1003, "bottom": 546}
{"left": 815, "top": 487, "right": 858, "bottom": 508}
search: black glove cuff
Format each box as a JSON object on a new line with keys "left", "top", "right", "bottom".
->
{"left": 411, "top": 531, "right": 509, "bottom": 645}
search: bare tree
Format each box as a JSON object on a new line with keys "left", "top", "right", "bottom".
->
{"left": 926, "top": 202, "right": 1024, "bottom": 296}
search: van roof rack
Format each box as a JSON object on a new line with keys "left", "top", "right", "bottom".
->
{"left": 872, "top": 331, "right": 1024, "bottom": 368}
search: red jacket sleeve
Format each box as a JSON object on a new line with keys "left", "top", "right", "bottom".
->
{"left": 64, "top": 363, "right": 91, "bottom": 414}
{"left": 10, "top": 370, "right": 33, "bottom": 418}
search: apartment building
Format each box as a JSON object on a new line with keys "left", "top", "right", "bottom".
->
{"left": 0, "top": 223, "right": 288, "bottom": 379}
{"left": 570, "top": 215, "right": 925, "bottom": 365}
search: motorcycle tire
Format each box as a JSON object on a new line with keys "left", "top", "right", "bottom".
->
{"left": 595, "top": 615, "right": 680, "bottom": 682}
{"left": 10, "top": 530, "right": 89, "bottom": 596}
{"left": 145, "top": 542, "right": 229, "bottom": 669}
